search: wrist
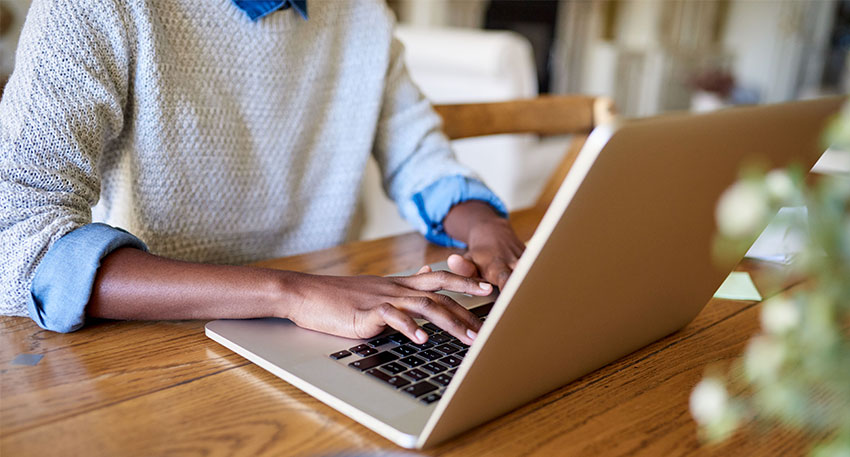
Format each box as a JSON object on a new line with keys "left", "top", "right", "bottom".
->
{"left": 263, "top": 269, "right": 310, "bottom": 320}
{"left": 444, "top": 200, "right": 506, "bottom": 244}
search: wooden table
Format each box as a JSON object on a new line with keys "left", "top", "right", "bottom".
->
{"left": 1, "top": 208, "right": 816, "bottom": 456}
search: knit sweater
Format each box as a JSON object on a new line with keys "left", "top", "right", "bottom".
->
{"left": 0, "top": 0, "right": 484, "bottom": 318}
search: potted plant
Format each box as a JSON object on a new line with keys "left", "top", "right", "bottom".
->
{"left": 690, "top": 102, "right": 850, "bottom": 456}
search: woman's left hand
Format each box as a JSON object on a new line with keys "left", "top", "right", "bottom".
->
{"left": 442, "top": 201, "right": 525, "bottom": 290}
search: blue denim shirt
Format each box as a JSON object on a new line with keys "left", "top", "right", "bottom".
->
{"left": 232, "top": 0, "right": 308, "bottom": 21}
{"left": 27, "top": 1, "right": 507, "bottom": 333}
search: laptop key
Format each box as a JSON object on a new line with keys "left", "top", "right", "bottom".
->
{"left": 432, "top": 373, "right": 453, "bottom": 386}
{"left": 367, "top": 369, "right": 411, "bottom": 389}
{"left": 448, "top": 368, "right": 458, "bottom": 375}
{"left": 410, "top": 341, "right": 436, "bottom": 350}
{"left": 418, "top": 349, "right": 443, "bottom": 361}
{"left": 390, "top": 345, "right": 417, "bottom": 356}
{"left": 329, "top": 350, "right": 351, "bottom": 360}
{"left": 356, "top": 347, "right": 378, "bottom": 357}
{"left": 399, "top": 356, "right": 425, "bottom": 368}
{"left": 368, "top": 337, "right": 391, "bottom": 347}
{"left": 387, "top": 333, "right": 410, "bottom": 345}
{"left": 440, "top": 355, "right": 462, "bottom": 368}
{"left": 457, "top": 349, "right": 468, "bottom": 358}
{"left": 348, "top": 351, "right": 398, "bottom": 371}
{"left": 382, "top": 362, "right": 406, "bottom": 374}
{"left": 423, "top": 323, "right": 441, "bottom": 333}
{"left": 403, "top": 381, "right": 438, "bottom": 398}
{"left": 429, "top": 333, "right": 451, "bottom": 344}
{"left": 402, "top": 369, "right": 428, "bottom": 382}
{"left": 420, "top": 393, "right": 441, "bottom": 404}
{"left": 421, "top": 362, "right": 448, "bottom": 374}
{"left": 435, "top": 343, "right": 460, "bottom": 355}
{"left": 349, "top": 344, "right": 370, "bottom": 353}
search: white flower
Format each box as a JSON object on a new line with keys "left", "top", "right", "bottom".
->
{"left": 765, "top": 170, "right": 795, "bottom": 202}
{"left": 744, "top": 335, "right": 786, "bottom": 382}
{"left": 716, "top": 181, "right": 769, "bottom": 238}
{"left": 760, "top": 297, "right": 800, "bottom": 334}
{"left": 690, "top": 378, "right": 729, "bottom": 425}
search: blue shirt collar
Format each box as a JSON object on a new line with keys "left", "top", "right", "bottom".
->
{"left": 231, "top": 0, "right": 308, "bottom": 21}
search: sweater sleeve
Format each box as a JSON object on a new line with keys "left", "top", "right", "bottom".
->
{"left": 0, "top": 0, "right": 132, "bottom": 319}
{"left": 371, "top": 34, "right": 506, "bottom": 242}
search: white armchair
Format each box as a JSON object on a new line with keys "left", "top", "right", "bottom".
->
{"left": 356, "top": 26, "right": 572, "bottom": 241}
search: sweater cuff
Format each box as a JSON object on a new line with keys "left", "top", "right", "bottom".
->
{"left": 28, "top": 223, "right": 148, "bottom": 333}
{"left": 406, "top": 175, "right": 508, "bottom": 249}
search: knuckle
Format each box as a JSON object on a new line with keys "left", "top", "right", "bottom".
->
{"left": 449, "top": 316, "right": 465, "bottom": 330}
{"left": 414, "top": 296, "right": 434, "bottom": 311}
{"left": 376, "top": 302, "right": 393, "bottom": 317}
{"left": 434, "top": 293, "right": 458, "bottom": 308}
{"left": 484, "top": 265, "right": 501, "bottom": 279}
{"left": 434, "top": 270, "right": 452, "bottom": 281}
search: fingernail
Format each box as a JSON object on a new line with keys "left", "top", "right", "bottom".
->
{"left": 415, "top": 328, "right": 428, "bottom": 343}
{"left": 466, "top": 329, "right": 478, "bottom": 340}
{"left": 479, "top": 282, "right": 492, "bottom": 291}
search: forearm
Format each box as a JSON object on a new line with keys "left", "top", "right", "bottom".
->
{"left": 87, "top": 248, "right": 296, "bottom": 321}
{"left": 87, "top": 247, "right": 488, "bottom": 344}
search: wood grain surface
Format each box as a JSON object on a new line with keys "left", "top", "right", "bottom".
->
{"left": 1, "top": 208, "right": 816, "bottom": 456}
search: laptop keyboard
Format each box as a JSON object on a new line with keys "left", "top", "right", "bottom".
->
{"left": 329, "top": 302, "right": 493, "bottom": 405}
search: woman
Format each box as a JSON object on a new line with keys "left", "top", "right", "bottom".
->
{"left": 0, "top": 0, "right": 524, "bottom": 345}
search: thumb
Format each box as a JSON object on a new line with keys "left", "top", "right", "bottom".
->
{"left": 447, "top": 253, "right": 478, "bottom": 278}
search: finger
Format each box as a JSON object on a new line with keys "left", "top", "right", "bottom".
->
{"left": 511, "top": 242, "right": 526, "bottom": 258}
{"left": 401, "top": 296, "right": 477, "bottom": 345}
{"left": 447, "top": 253, "right": 478, "bottom": 278}
{"left": 416, "top": 265, "right": 432, "bottom": 275}
{"left": 397, "top": 270, "right": 492, "bottom": 296}
{"left": 375, "top": 303, "right": 429, "bottom": 344}
{"left": 483, "top": 260, "right": 513, "bottom": 290}
{"left": 508, "top": 258, "right": 519, "bottom": 270}
{"left": 428, "top": 292, "right": 483, "bottom": 333}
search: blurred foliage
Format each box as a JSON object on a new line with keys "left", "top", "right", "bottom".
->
{"left": 691, "top": 104, "right": 850, "bottom": 456}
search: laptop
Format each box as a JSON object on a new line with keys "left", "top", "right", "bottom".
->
{"left": 206, "top": 96, "right": 845, "bottom": 449}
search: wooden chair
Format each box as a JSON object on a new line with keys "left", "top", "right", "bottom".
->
{"left": 433, "top": 95, "right": 615, "bottom": 219}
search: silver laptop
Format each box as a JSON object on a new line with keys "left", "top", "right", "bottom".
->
{"left": 206, "top": 97, "right": 844, "bottom": 449}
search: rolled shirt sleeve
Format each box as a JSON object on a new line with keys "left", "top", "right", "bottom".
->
{"left": 28, "top": 223, "right": 147, "bottom": 333}
{"left": 401, "top": 175, "right": 508, "bottom": 248}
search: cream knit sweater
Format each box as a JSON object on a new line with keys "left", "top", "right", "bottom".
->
{"left": 0, "top": 0, "right": 476, "bottom": 317}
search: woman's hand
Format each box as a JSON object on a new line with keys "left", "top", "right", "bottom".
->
{"left": 443, "top": 201, "right": 526, "bottom": 289}
{"left": 282, "top": 269, "right": 493, "bottom": 345}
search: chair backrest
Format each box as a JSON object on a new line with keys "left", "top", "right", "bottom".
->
{"left": 433, "top": 95, "right": 616, "bottom": 211}
{"left": 433, "top": 95, "right": 614, "bottom": 140}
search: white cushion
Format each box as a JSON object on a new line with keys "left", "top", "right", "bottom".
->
{"left": 357, "top": 26, "right": 571, "bottom": 241}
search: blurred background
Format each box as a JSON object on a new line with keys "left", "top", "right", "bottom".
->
{"left": 387, "top": 0, "right": 848, "bottom": 112}
{"left": 1, "top": 0, "right": 848, "bottom": 240}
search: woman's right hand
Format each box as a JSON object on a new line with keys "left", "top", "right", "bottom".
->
{"left": 281, "top": 267, "right": 493, "bottom": 346}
